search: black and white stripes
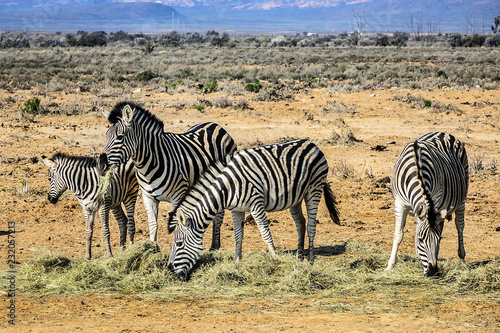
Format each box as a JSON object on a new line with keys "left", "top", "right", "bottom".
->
{"left": 42, "top": 153, "right": 139, "bottom": 259}
{"left": 167, "top": 139, "right": 340, "bottom": 280}
{"left": 103, "top": 102, "right": 237, "bottom": 248}
{"left": 386, "top": 132, "right": 469, "bottom": 276}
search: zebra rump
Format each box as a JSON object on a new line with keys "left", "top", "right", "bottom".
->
{"left": 386, "top": 132, "right": 468, "bottom": 276}
{"left": 167, "top": 139, "right": 341, "bottom": 280}
{"left": 42, "top": 152, "right": 139, "bottom": 259}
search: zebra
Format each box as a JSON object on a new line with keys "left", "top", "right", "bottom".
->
{"left": 42, "top": 152, "right": 139, "bottom": 259}
{"left": 385, "top": 132, "right": 469, "bottom": 276}
{"left": 167, "top": 139, "right": 341, "bottom": 280}
{"left": 102, "top": 102, "right": 237, "bottom": 249}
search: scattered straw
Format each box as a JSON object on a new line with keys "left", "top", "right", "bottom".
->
{"left": 97, "top": 164, "right": 117, "bottom": 202}
{"left": 4, "top": 240, "right": 498, "bottom": 309}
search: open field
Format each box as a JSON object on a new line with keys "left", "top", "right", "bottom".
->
{"left": 0, "top": 42, "right": 499, "bottom": 331}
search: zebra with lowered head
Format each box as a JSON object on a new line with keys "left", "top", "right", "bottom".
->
{"left": 42, "top": 153, "right": 139, "bottom": 259}
{"left": 167, "top": 139, "right": 341, "bottom": 280}
{"left": 386, "top": 132, "right": 469, "bottom": 276}
{"left": 102, "top": 102, "right": 237, "bottom": 249}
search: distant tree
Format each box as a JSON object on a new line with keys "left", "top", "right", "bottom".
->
{"left": 211, "top": 32, "right": 230, "bottom": 47}
{"left": 77, "top": 31, "right": 107, "bottom": 47}
{"left": 376, "top": 35, "right": 389, "bottom": 46}
{"left": 465, "top": 11, "right": 478, "bottom": 34}
{"left": 492, "top": 15, "right": 500, "bottom": 33}
{"left": 353, "top": 12, "right": 368, "bottom": 38}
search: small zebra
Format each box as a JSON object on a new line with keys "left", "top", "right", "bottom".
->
{"left": 102, "top": 102, "right": 237, "bottom": 249}
{"left": 386, "top": 132, "right": 469, "bottom": 276}
{"left": 42, "top": 153, "right": 139, "bottom": 259}
{"left": 167, "top": 139, "right": 341, "bottom": 280}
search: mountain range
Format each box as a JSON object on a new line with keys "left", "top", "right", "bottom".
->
{"left": 0, "top": 0, "right": 498, "bottom": 34}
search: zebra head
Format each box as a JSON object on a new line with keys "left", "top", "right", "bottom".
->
{"left": 414, "top": 201, "right": 442, "bottom": 277}
{"left": 42, "top": 155, "right": 68, "bottom": 204}
{"left": 167, "top": 210, "right": 204, "bottom": 281}
{"left": 103, "top": 103, "right": 138, "bottom": 166}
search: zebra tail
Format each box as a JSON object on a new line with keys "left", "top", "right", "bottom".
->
{"left": 323, "top": 182, "right": 341, "bottom": 225}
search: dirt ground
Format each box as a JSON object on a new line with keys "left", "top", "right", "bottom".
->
{"left": 1, "top": 86, "right": 499, "bottom": 331}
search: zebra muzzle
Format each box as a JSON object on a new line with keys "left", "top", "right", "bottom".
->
{"left": 425, "top": 263, "right": 438, "bottom": 277}
{"left": 48, "top": 195, "right": 58, "bottom": 204}
{"left": 167, "top": 263, "right": 188, "bottom": 281}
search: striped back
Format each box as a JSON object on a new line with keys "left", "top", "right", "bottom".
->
{"left": 167, "top": 139, "right": 331, "bottom": 278}
{"left": 103, "top": 102, "right": 237, "bottom": 202}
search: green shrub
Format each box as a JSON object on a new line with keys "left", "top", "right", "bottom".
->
{"left": 201, "top": 79, "right": 218, "bottom": 94}
{"left": 245, "top": 80, "right": 262, "bottom": 93}
{"left": 135, "top": 70, "right": 158, "bottom": 82}
{"left": 20, "top": 97, "right": 45, "bottom": 115}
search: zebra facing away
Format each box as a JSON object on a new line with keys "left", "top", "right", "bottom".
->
{"left": 102, "top": 102, "right": 237, "bottom": 249}
{"left": 167, "top": 139, "right": 341, "bottom": 280}
{"left": 42, "top": 153, "right": 139, "bottom": 259}
{"left": 386, "top": 132, "right": 469, "bottom": 277}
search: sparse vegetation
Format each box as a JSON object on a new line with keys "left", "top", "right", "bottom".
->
{"left": 0, "top": 32, "right": 498, "bottom": 108}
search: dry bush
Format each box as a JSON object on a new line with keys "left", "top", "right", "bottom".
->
{"left": 331, "top": 160, "right": 356, "bottom": 179}
{"left": 468, "top": 151, "right": 498, "bottom": 175}
{"left": 393, "top": 93, "right": 426, "bottom": 108}
{"left": 322, "top": 100, "right": 357, "bottom": 115}
{"left": 235, "top": 97, "right": 250, "bottom": 110}
{"left": 326, "top": 119, "right": 362, "bottom": 147}
{"left": 212, "top": 95, "right": 233, "bottom": 109}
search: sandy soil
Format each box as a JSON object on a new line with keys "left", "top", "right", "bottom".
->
{"left": 1, "top": 86, "right": 499, "bottom": 331}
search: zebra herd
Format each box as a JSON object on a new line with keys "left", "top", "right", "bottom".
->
{"left": 42, "top": 102, "right": 469, "bottom": 279}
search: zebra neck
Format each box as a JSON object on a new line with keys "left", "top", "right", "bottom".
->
{"left": 131, "top": 128, "right": 166, "bottom": 169}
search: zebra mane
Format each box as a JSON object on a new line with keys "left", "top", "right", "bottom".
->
{"left": 50, "top": 152, "right": 97, "bottom": 167}
{"left": 413, "top": 141, "right": 438, "bottom": 231}
{"left": 108, "top": 101, "right": 164, "bottom": 133}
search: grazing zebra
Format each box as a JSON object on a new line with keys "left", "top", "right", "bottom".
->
{"left": 42, "top": 153, "right": 139, "bottom": 259}
{"left": 386, "top": 132, "right": 469, "bottom": 276}
{"left": 167, "top": 139, "right": 341, "bottom": 280}
{"left": 102, "top": 102, "right": 237, "bottom": 249}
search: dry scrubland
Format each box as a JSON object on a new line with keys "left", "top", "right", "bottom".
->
{"left": 0, "top": 37, "right": 499, "bottom": 331}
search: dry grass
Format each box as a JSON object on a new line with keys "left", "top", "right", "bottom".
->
{"left": 5, "top": 240, "right": 498, "bottom": 311}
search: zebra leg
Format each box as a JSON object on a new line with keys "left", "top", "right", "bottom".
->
{"left": 231, "top": 211, "right": 245, "bottom": 262}
{"left": 111, "top": 206, "right": 127, "bottom": 250}
{"left": 84, "top": 209, "right": 96, "bottom": 260}
{"left": 305, "top": 191, "right": 322, "bottom": 263}
{"left": 289, "top": 203, "right": 306, "bottom": 259}
{"left": 250, "top": 206, "right": 276, "bottom": 256}
{"left": 142, "top": 193, "right": 159, "bottom": 242}
{"left": 98, "top": 206, "right": 113, "bottom": 258}
{"left": 385, "top": 198, "right": 410, "bottom": 271}
{"left": 210, "top": 211, "right": 224, "bottom": 251}
{"left": 455, "top": 202, "right": 466, "bottom": 260}
{"left": 123, "top": 196, "right": 137, "bottom": 245}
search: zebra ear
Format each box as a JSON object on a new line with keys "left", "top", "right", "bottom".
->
{"left": 177, "top": 210, "right": 187, "bottom": 227}
{"left": 102, "top": 108, "right": 110, "bottom": 120}
{"left": 167, "top": 211, "right": 176, "bottom": 234}
{"left": 42, "top": 156, "right": 57, "bottom": 169}
{"left": 122, "top": 104, "right": 134, "bottom": 125}
{"left": 416, "top": 202, "right": 427, "bottom": 219}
